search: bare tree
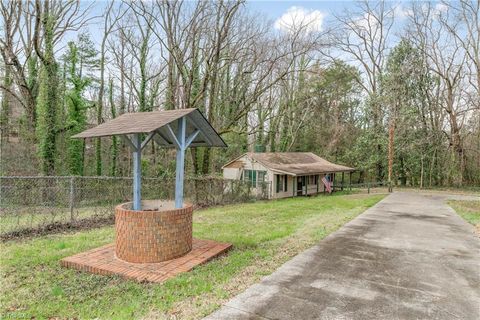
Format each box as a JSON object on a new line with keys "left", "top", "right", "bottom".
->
{"left": 407, "top": 2, "right": 470, "bottom": 184}
{"left": 0, "top": 1, "right": 37, "bottom": 133}
{"left": 332, "top": 0, "right": 395, "bottom": 180}
{"left": 94, "top": 0, "right": 126, "bottom": 175}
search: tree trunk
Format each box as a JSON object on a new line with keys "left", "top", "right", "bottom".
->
{"left": 388, "top": 121, "right": 394, "bottom": 191}
{"left": 96, "top": 36, "right": 107, "bottom": 176}
{"left": 1, "top": 63, "right": 11, "bottom": 142}
{"left": 34, "top": 1, "right": 59, "bottom": 176}
{"left": 109, "top": 78, "right": 117, "bottom": 176}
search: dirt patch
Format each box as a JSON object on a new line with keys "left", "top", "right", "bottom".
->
{"left": 0, "top": 215, "right": 114, "bottom": 242}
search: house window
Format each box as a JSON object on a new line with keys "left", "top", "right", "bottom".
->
{"left": 258, "top": 171, "right": 266, "bottom": 183}
{"left": 276, "top": 174, "right": 288, "bottom": 193}
{"left": 243, "top": 170, "right": 266, "bottom": 188}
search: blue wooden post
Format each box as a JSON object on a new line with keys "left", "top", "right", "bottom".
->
{"left": 175, "top": 117, "right": 186, "bottom": 208}
{"left": 132, "top": 133, "right": 142, "bottom": 210}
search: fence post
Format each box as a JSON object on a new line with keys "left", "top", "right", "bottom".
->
{"left": 367, "top": 182, "right": 370, "bottom": 194}
{"left": 69, "top": 176, "right": 75, "bottom": 222}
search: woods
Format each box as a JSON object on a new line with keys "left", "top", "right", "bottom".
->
{"left": 1, "top": 0, "right": 479, "bottom": 187}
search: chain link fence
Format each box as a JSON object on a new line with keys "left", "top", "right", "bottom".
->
{"left": 0, "top": 176, "right": 271, "bottom": 238}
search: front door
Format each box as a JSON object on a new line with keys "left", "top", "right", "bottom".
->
{"left": 297, "top": 176, "right": 305, "bottom": 196}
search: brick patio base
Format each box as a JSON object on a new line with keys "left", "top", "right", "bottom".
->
{"left": 61, "top": 239, "right": 232, "bottom": 283}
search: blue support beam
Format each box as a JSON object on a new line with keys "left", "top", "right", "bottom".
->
{"left": 175, "top": 117, "right": 186, "bottom": 208}
{"left": 185, "top": 129, "right": 200, "bottom": 146}
{"left": 132, "top": 134, "right": 142, "bottom": 210}
{"left": 123, "top": 117, "right": 200, "bottom": 210}
{"left": 72, "top": 109, "right": 227, "bottom": 213}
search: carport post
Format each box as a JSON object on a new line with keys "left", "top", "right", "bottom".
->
{"left": 341, "top": 172, "right": 345, "bottom": 191}
{"left": 132, "top": 133, "right": 142, "bottom": 210}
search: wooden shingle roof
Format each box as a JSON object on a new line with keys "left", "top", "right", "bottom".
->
{"left": 73, "top": 108, "right": 226, "bottom": 148}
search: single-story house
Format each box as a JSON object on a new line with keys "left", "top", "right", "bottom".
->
{"left": 222, "top": 152, "right": 355, "bottom": 199}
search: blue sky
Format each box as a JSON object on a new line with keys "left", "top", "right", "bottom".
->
{"left": 78, "top": 0, "right": 358, "bottom": 48}
{"left": 247, "top": 0, "right": 350, "bottom": 18}
{"left": 85, "top": 1, "right": 369, "bottom": 32}
{"left": 248, "top": 0, "right": 425, "bottom": 37}
{"left": 246, "top": 0, "right": 356, "bottom": 31}
{"left": 75, "top": 0, "right": 433, "bottom": 54}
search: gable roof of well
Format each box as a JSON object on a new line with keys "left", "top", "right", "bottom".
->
{"left": 72, "top": 108, "right": 226, "bottom": 147}
{"left": 223, "top": 152, "right": 354, "bottom": 176}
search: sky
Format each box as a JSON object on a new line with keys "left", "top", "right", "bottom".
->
{"left": 84, "top": 1, "right": 399, "bottom": 33}
{"left": 245, "top": 0, "right": 413, "bottom": 32}
{"left": 73, "top": 0, "right": 452, "bottom": 43}
{"left": 67, "top": 0, "right": 448, "bottom": 73}
{"left": 66, "top": 0, "right": 420, "bottom": 84}
{"left": 247, "top": 0, "right": 350, "bottom": 20}
{"left": 247, "top": 1, "right": 355, "bottom": 32}
{"left": 72, "top": 0, "right": 354, "bottom": 54}
{"left": 77, "top": 0, "right": 435, "bottom": 48}
{"left": 244, "top": 1, "right": 446, "bottom": 43}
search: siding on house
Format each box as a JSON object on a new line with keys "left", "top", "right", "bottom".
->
{"left": 223, "top": 155, "right": 269, "bottom": 184}
{"left": 271, "top": 174, "right": 294, "bottom": 199}
{"left": 223, "top": 167, "right": 240, "bottom": 180}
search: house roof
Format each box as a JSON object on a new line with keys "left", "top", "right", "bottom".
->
{"left": 72, "top": 108, "right": 226, "bottom": 147}
{"left": 223, "top": 152, "right": 354, "bottom": 176}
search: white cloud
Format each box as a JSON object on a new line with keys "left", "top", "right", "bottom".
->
{"left": 432, "top": 3, "right": 449, "bottom": 19}
{"left": 274, "top": 6, "right": 326, "bottom": 33}
{"left": 435, "top": 3, "right": 448, "bottom": 14}
{"left": 353, "top": 12, "right": 380, "bottom": 30}
{"left": 394, "top": 4, "right": 413, "bottom": 20}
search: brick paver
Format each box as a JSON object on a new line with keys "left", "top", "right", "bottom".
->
{"left": 61, "top": 238, "right": 232, "bottom": 283}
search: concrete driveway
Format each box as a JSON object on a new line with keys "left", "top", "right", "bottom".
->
{"left": 205, "top": 192, "right": 480, "bottom": 320}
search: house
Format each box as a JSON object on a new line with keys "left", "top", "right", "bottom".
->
{"left": 222, "top": 152, "right": 355, "bottom": 199}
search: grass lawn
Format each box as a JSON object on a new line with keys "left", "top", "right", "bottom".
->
{"left": 449, "top": 200, "right": 480, "bottom": 226}
{"left": 1, "top": 193, "right": 384, "bottom": 320}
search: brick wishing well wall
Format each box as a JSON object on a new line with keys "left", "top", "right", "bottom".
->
{"left": 115, "top": 203, "right": 193, "bottom": 263}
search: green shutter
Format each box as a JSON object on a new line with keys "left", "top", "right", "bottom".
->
{"left": 284, "top": 175, "right": 288, "bottom": 192}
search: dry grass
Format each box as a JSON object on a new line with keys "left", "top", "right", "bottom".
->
{"left": 448, "top": 200, "right": 480, "bottom": 233}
